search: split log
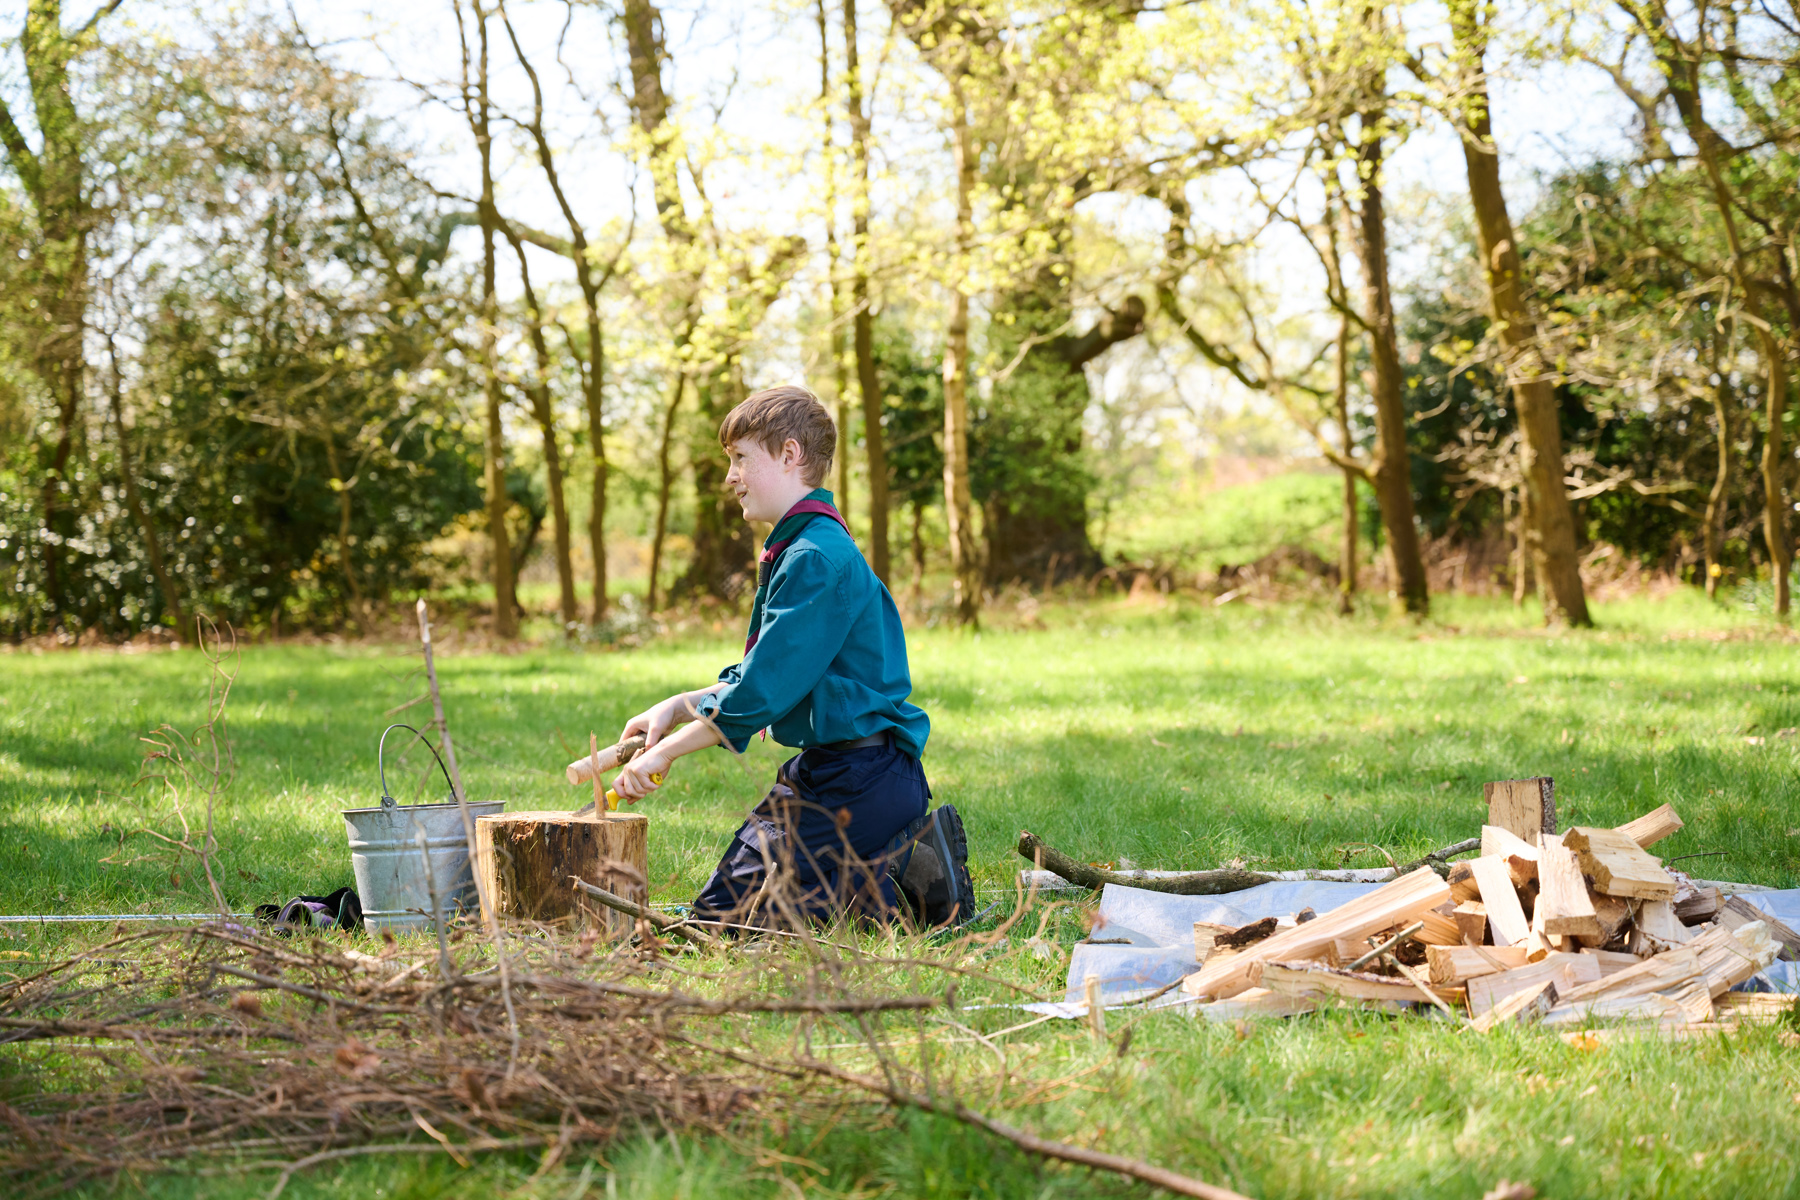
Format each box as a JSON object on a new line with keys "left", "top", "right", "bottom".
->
{"left": 1580, "top": 949, "right": 1641, "bottom": 975}
{"left": 1446, "top": 861, "right": 1481, "bottom": 903}
{"left": 1466, "top": 953, "right": 1602, "bottom": 1019}
{"left": 1417, "top": 909, "right": 1463, "bottom": 946}
{"left": 1556, "top": 946, "right": 1700, "bottom": 1007}
{"left": 1484, "top": 777, "right": 1555, "bottom": 841}
{"left": 1616, "top": 802, "right": 1684, "bottom": 849}
{"left": 1016, "top": 832, "right": 1273, "bottom": 895}
{"left": 1191, "top": 988, "right": 1319, "bottom": 1020}
{"left": 1577, "top": 895, "right": 1636, "bottom": 949}
{"left": 1181, "top": 868, "right": 1450, "bottom": 1001}
{"left": 1468, "top": 856, "right": 1531, "bottom": 947}
{"left": 1533, "top": 838, "right": 1601, "bottom": 939}
{"left": 474, "top": 811, "right": 648, "bottom": 937}
{"left": 1256, "top": 961, "right": 1460, "bottom": 1007}
{"left": 1674, "top": 887, "right": 1721, "bottom": 925}
{"left": 1563, "top": 826, "right": 1676, "bottom": 900}
{"left": 1453, "top": 900, "right": 1489, "bottom": 946}
{"left": 1469, "top": 979, "right": 1556, "bottom": 1033}
{"left": 1719, "top": 895, "right": 1800, "bottom": 962}
{"left": 1631, "top": 899, "right": 1692, "bottom": 952}
{"left": 1522, "top": 929, "right": 1561, "bottom": 962}
{"left": 1690, "top": 920, "right": 1776, "bottom": 996}
{"left": 1543, "top": 983, "right": 1709, "bottom": 1028}
{"left": 1426, "top": 944, "right": 1529, "bottom": 986}
{"left": 1481, "top": 824, "right": 1541, "bottom": 888}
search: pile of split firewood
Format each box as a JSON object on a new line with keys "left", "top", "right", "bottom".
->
{"left": 1180, "top": 779, "right": 1800, "bottom": 1035}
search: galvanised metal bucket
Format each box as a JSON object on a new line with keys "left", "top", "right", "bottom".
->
{"left": 343, "top": 799, "right": 505, "bottom": 933}
{"left": 343, "top": 725, "right": 505, "bottom": 934}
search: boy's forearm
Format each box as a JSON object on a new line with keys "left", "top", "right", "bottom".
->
{"left": 652, "top": 716, "right": 722, "bottom": 763}
{"left": 668, "top": 685, "right": 721, "bottom": 726}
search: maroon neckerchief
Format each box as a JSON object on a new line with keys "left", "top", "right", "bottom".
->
{"left": 744, "top": 497, "right": 850, "bottom": 654}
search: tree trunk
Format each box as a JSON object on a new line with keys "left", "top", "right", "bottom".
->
{"left": 844, "top": 0, "right": 890, "bottom": 586}
{"left": 496, "top": 6, "right": 612, "bottom": 623}
{"left": 647, "top": 372, "right": 685, "bottom": 614}
{"left": 1451, "top": 0, "right": 1590, "bottom": 626}
{"left": 1512, "top": 484, "right": 1534, "bottom": 606}
{"left": 1351, "top": 113, "right": 1429, "bottom": 615}
{"left": 980, "top": 279, "right": 1141, "bottom": 590}
{"left": 471, "top": 2, "right": 517, "bottom": 638}
{"left": 1335, "top": 316, "right": 1356, "bottom": 615}
{"left": 1637, "top": 0, "right": 1788, "bottom": 616}
{"left": 4, "top": 1, "right": 103, "bottom": 628}
{"left": 818, "top": 0, "right": 852, "bottom": 525}
{"left": 943, "top": 80, "right": 980, "bottom": 627}
{"left": 910, "top": 497, "right": 926, "bottom": 612}
{"left": 105, "top": 338, "right": 184, "bottom": 633}
{"left": 507, "top": 231, "right": 579, "bottom": 630}
{"left": 1759, "top": 334, "right": 1790, "bottom": 614}
{"left": 1704, "top": 324, "right": 1733, "bottom": 600}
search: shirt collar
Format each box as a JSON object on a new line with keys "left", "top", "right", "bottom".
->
{"left": 767, "top": 488, "right": 836, "bottom": 544}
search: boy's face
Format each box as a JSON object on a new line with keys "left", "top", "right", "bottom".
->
{"left": 725, "top": 437, "right": 808, "bottom": 524}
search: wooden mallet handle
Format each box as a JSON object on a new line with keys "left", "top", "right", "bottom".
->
{"left": 565, "top": 735, "right": 648, "bottom": 785}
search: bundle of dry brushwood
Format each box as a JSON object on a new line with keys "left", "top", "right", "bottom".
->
{"left": 1181, "top": 779, "right": 1800, "bottom": 1034}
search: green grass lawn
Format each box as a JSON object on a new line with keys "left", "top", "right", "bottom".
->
{"left": 6, "top": 591, "right": 1800, "bottom": 1198}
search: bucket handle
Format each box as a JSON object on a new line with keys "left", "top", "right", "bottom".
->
{"left": 378, "top": 723, "right": 458, "bottom": 809}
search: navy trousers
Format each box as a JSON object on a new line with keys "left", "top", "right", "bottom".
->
{"left": 690, "top": 736, "right": 929, "bottom": 926}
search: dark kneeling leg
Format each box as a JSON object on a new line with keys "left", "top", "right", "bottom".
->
{"left": 691, "top": 740, "right": 928, "bottom": 928}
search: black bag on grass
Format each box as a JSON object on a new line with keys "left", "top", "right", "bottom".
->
{"left": 254, "top": 887, "right": 363, "bottom": 934}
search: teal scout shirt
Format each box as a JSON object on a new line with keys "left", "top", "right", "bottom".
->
{"left": 694, "top": 489, "right": 930, "bottom": 759}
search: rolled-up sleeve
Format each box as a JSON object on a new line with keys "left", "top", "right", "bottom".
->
{"left": 694, "top": 549, "right": 851, "bottom": 751}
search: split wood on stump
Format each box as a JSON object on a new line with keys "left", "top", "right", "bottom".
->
{"left": 475, "top": 810, "right": 648, "bottom": 937}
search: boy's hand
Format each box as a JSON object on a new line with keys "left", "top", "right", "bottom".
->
{"left": 611, "top": 746, "right": 671, "bottom": 804}
{"left": 620, "top": 694, "right": 688, "bottom": 748}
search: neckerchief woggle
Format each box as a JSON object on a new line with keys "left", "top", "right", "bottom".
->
{"left": 743, "top": 490, "right": 850, "bottom": 655}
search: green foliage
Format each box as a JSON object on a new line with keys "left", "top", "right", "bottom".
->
{"left": 874, "top": 311, "right": 944, "bottom": 511}
{"left": 1107, "top": 469, "right": 1357, "bottom": 569}
{"left": 0, "top": 21, "right": 486, "bottom": 637}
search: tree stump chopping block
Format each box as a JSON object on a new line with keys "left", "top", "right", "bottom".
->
{"left": 474, "top": 811, "right": 648, "bottom": 937}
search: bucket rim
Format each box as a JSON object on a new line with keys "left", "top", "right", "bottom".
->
{"left": 341, "top": 800, "right": 507, "bottom": 817}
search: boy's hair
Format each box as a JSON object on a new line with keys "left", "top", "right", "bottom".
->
{"left": 718, "top": 385, "right": 836, "bottom": 487}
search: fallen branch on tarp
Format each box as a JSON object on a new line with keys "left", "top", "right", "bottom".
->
{"left": 1017, "top": 831, "right": 1276, "bottom": 895}
{"left": 1394, "top": 837, "right": 1482, "bottom": 877}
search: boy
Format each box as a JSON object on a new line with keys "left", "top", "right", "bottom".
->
{"left": 609, "top": 385, "right": 974, "bottom": 927}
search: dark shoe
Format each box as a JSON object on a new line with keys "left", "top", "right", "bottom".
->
{"left": 888, "top": 805, "right": 975, "bottom": 927}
